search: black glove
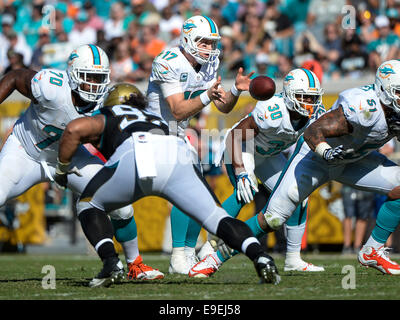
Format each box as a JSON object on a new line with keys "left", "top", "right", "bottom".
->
{"left": 54, "top": 172, "right": 68, "bottom": 189}
{"left": 386, "top": 112, "right": 400, "bottom": 137}
{"left": 323, "top": 145, "right": 345, "bottom": 163}
{"left": 54, "top": 165, "right": 82, "bottom": 189}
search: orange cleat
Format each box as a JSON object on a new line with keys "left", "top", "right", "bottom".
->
{"left": 358, "top": 246, "right": 400, "bottom": 275}
{"left": 127, "top": 255, "right": 164, "bottom": 280}
{"left": 189, "top": 254, "right": 219, "bottom": 278}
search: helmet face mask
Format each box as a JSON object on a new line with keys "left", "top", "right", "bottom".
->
{"left": 180, "top": 16, "right": 221, "bottom": 65}
{"left": 375, "top": 60, "right": 400, "bottom": 113}
{"left": 283, "top": 69, "right": 324, "bottom": 117}
{"left": 67, "top": 44, "right": 111, "bottom": 105}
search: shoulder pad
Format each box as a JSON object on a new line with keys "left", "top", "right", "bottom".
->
{"left": 151, "top": 58, "right": 179, "bottom": 82}
{"left": 31, "top": 69, "right": 65, "bottom": 102}
{"left": 252, "top": 98, "right": 284, "bottom": 130}
{"left": 339, "top": 88, "right": 380, "bottom": 127}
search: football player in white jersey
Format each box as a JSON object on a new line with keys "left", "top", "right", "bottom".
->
{"left": 146, "top": 15, "right": 255, "bottom": 274}
{"left": 248, "top": 60, "right": 400, "bottom": 275}
{"left": 189, "top": 69, "right": 326, "bottom": 277}
{"left": 56, "top": 83, "right": 280, "bottom": 287}
{"left": 0, "top": 44, "right": 163, "bottom": 281}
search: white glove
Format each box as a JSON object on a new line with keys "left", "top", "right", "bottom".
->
{"left": 236, "top": 171, "right": 259, "bottom": 204}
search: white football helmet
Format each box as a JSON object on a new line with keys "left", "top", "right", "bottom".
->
{"left": 283, "top": 68, "right": 324, "bottom": 117}
{"left": 375, "top": 60, "right": 400, "bottom": 113}
{"left": 67, "top": 44, "right": 110, "bottom": 104}
{"left": 180, "top": 15, "right": 221, "bottom": 65}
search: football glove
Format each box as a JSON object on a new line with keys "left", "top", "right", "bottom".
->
{"left": 322, "top": 145, "right": 345, "bottom": 163}
{"left": 54, "top": 166, "right": 82, "bottom": 189}
{"left": 209, "top": 236, "right": 234, "bottom": 260}
{"left": 236, "top": 171, "right": 259, "bottom": 204}
{"left": 386, "top": 112, "right": 400, "bottom": 138}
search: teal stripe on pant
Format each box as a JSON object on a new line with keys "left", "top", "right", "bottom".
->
{"left": 372, "top": 199, "right": 400, "bottom": 243}
{"left": 286, "top": 202, "right": 308, "bottom": 227}
{"left": 111, "top": 216, "right": 137, "bottom": 242}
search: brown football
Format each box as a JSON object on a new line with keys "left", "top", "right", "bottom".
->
{"left": 249, "top": 75, "right": 276, "bottom": 101}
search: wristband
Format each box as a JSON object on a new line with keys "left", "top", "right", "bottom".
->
{"left": 56, "top": 158, "right": 71, "bottom": 174}
{"left": 315, "top": 142, "right": 331, "bottom": 158}
{"left": 200, "top": 91, "right": 211, "bottom": 106}
{"left": 230, "top": 84, "right": 241, "bottom": 97}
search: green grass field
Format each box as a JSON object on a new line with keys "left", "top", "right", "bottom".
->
{"left": 0, "top": 252, "right": 399, "bottom": 301}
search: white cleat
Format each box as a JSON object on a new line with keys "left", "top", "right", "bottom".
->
{"left": 189, "top": 254, "right": 219, "bottom": 278}
{"left": 169, "top": 253, "right": 190, "bottom": 275}
{"left": 358, "top": 246, "right": 400, "bottom": 275}
{"left": 186, "top": 251, "right": 200, "bottom": 269}
{"left": 284, "top": 259, "right": 325, "bottom": 272}
{"left": 197, "top": 241, "right": 215, "bottom": 261}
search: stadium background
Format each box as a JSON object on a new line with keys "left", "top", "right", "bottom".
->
{"left": 0, "top": 0, "right": 400, "bottom": 253}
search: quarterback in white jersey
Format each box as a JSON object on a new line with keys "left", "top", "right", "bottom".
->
{"left": 0, "top": 44, "right": 162, "bottom": 281}
{"left": 190, "top": 69, "right": 326, "bottom": 278}
{"left": 261, "top": 60, "right": 400, "bottom": 275}
{"left": 146, "top": 15, "right": 255, "bottom": 275}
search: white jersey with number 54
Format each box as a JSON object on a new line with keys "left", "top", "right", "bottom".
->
{"left": 146, "top": 46, "right": 219, "bottom": 137}
{"left": 326, "top": 84, "right": 393, "bottom": 163}
{"left": 12, "top": 69, "right": 85, "bottom": 163}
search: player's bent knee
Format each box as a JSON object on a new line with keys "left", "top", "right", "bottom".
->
{"left": 77, "top": 199, "right": 94, "bottom": 216}
{"left": 108, "top": 205, "right": 134, "bottom": 220}
{"left": 201, "top": 206, "right": 229, "bottom": 235}
{"left": 263, "top": 210, "right": 285, "bottom": 230}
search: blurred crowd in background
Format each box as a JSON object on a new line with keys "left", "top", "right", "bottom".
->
{"left": 0, "top": 0, "right": 400, "bottom": 83}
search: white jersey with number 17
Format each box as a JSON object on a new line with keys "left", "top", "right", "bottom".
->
{"left": 146, "top": 46, "right": 219, "bottom": 137}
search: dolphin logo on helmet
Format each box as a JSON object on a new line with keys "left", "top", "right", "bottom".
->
{"left": 283, "top": 68, "right": 324, "bottom": 117}
{"left": 180, "top": 15, "right": 221, "bottom": 65}
{"left": 375, "top": 60, "right": 400, "bottom": 112}
{"left": 67, "top": 44, "right": 110, "bottom": 105}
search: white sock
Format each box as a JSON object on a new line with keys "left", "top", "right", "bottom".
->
{"left": 184, "top": 246, "right": 196, "bottom": 257}
{"left": 285, "top": 223, "right": 306, "bottom": 253}
{"left": 172, "top": 246, "right": 185, "bottom": 256}
{"left": 285, "top": 251, "right": 302, "bottom": 262}
{"left": 364, "top": 236, "right": 384, "bottom": 250}
{"left": 121, "top": 237, "right": 139, "bottom": 264}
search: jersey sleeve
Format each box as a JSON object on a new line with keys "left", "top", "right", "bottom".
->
{"left": 31, "top": 69, "right": 58, "bottom": 104}
{"left": 150, "top": 57, "right": 183, "bottom": 98}
{"left": 337, "top": 89, "right": 380, "bottom": 129}
{"left": 251, "top": 100, "right": 282, "bottom": 131}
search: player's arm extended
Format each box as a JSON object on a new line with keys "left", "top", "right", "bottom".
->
{"left": 303, "top": 106, "right": 353, "bottom": 151}
{"left": 0, "top": 69, "right": 37, "bottom": 103}
{"left": 213, "top": 68, "right": 255, "bottom": 114}
{"left": 166, "top": 92, "right": 210, "bottom": 121}
{"left": 58, "top": 115, "right": 105, "bottom": 164}
{"left": 226, "top": 116, "right": 259, "bottom": 175}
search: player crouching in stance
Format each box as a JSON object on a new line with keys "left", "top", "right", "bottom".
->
{"left": 56, "top": 83, "right": 281, "bottom": 287}
{"left": 252, "top": 60, "right": 400, "bottom": 276}
{"left": 190, "top": 69, "right": 325, "bottom": 278}
{"left": 0, "top": 44, "right": 159, "bottom": 281}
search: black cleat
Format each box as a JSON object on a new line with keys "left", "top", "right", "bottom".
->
{"left": 254, "top": 253, "right": 281, "bottom": 285}
{"left": 89, "top": 256, "right": 125, "bottom": 288}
